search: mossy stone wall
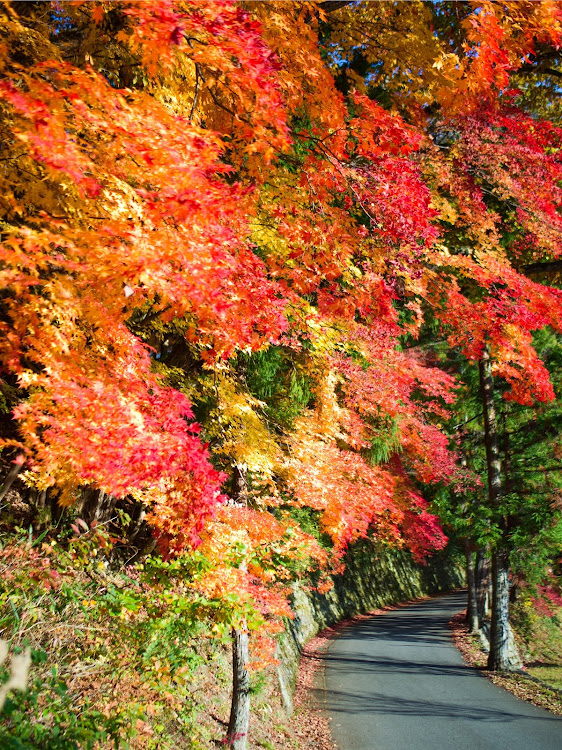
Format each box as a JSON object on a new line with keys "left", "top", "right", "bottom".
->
{"left": 276, "top": 541, "right": 465, "bottom": 712}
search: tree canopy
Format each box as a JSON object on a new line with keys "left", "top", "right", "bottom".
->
{"left": 2, "top": 1, "right": 562, "bottom": 741}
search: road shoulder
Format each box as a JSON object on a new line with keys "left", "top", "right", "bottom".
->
{"left": 450, "top": 610, "right": 562, "bottom": 715}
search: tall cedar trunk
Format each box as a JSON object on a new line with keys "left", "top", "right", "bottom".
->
{"left": 226, "top": 463, "right": 250, "bottom": 750}
{"left": 489, "top": 548, "right": 513, "bottom": 670}
{"left": 458, "top": 441, "right": 480, "bottom": 632}
{"left": 503, "top": 414, "right": 518, "bottom": 606}
{"left": 479, "top": 347, "right": 513, "bottom": 670}
{"left": 227, "top": 625, "right": 251, "bottom": 750}
{"left": 463, "top": 539, "right": 480, "bottom": 632}
{"left": 475, "top": 549, "right": 490, "bottom": 621}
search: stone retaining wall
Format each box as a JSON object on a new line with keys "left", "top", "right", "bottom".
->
{"left": 276, "top": 541, "right": 466, "bottom": 712}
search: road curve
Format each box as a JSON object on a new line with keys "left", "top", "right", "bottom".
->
{"left": 324, "top": 591, "right": 562, "bottom": 750}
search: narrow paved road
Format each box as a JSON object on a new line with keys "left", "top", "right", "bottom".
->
{"left": 325, "top": 592, "right": 562, "bottom": 750}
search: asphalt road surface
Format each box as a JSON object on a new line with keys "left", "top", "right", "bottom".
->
{"left": 325, "top": 592, "right": 562, "bottom": 750}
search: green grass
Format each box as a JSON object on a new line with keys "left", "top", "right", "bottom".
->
{"left": 527, "top": 665, "right": 562, "bottom": 690}
{"left": 511, "top": 592, "right": 562, "bottom": 695}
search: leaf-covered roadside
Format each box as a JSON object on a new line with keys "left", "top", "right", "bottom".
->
{"left": 450, "top": 600, "right": 562, "bottom": 716}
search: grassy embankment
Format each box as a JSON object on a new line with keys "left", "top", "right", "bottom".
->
{"left": 0, "top": 526, "right": 302, "bottom": 750}
{"left": 512, "top": 586, "right": 562, "bottom": 691}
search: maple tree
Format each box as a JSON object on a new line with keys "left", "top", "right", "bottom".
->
{"left": 322, "top": 0, "right": 562, "bottom": 673}
{"left": 3, "top": 1, "right": 562, "bottom": 746}
{"left": 0, "top": 1, "right": 452, "bottom": 566}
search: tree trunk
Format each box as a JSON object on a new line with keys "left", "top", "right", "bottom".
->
{"left": 0, "top": 458, "right": 25, "bottom": 503}
{"left": 479, "top": 348, "right": 519, "bottom": 671}
{"left": 226, "top": 463, "right": 251, "bottom": 750}
{"left": 226, "top": 625, "right": 250, "bottom": 750}
{"left": 488, "top": 549, "right": 513, "bottom": 671}
{"left": 463, "top": 539, "right": 480, "bottom": 632}
{"left": 231, "top": 463, "right": 248, "bottom": 503}
{"left": 479, "top": 347, "right": 502, "bottom": 508}
{"left": 475, "top": 548, "right": 490, "bottom": 621}
{"left": 80, "top": 488, "right": 117, "bottom": 526}
{"left": 457, "top": 437, "right": 480, "bottom": 632}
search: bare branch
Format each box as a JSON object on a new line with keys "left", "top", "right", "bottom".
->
{"left": 189, "top": 62, "right": 202, "bottom": 123}
{"left": 523, "top": 260, "right": 562, "bottom": 276}
{"left": 320, "top": 1, "right": 354, "bottom": 13}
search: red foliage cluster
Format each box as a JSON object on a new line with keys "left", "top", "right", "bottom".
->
{"left": 532, "top": 583, "right": 562, "bottom": 617}
{"left": 2, "top": 0, "right": 562, "bottom": 632}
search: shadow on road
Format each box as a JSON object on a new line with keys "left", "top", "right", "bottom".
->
{"left": 325, "top": 592, "right": 562, "bottom": 750}
{"left": 332, "top": 593, "right": 468, "bottom": 647}
{"left": 319, "top": 685, "right": 562, "bottom": 723}
{"left": 324, "top": 651, "right": 475, "bottom": 678}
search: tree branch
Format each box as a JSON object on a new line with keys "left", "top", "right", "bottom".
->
{"left": 517, "top": 61, "right": 562, "bottom": 80}
{"left": 189, "top": 62, "right": 202, "bottom": 123}
{"left": 515, "top": 464, "right": 562, "bottom": 475}
{"left": 320, "top": 1, "right": 354, "bottom": 13}
{"left": 523, "top": 260, "right": 562, "bottom": 275}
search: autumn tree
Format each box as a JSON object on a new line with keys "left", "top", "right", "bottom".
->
{"left": 319, "top": 0, "right": 562, "bottom": 670}
{"left": 4, "top": 1, "right": 562, "bottom": 744}
{"left": 0, "top": 3, "right": 455, "bottom": 745}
